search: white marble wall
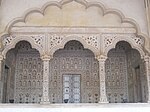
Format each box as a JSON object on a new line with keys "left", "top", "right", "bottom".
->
{"left": 0, "top": 0, "right": 148, "bottom": 35}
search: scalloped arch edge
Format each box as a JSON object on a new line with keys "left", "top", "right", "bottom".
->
{"left": 0, "top": 0, "right": 150, "bottom": 55}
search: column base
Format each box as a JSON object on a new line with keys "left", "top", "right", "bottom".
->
{"left": 40, "top": 98, "right": 50, "bottom": 104}
{"left": 98, "top": 98, "right": 109, "bottom": 103}
{"left": 40, "top": 101, "right": 50, "bottom": 104}
{"left": 98, "top": 101, "right": 109, "bottom": 103}
{"left": 147, "top": 100, "right": 150, "bottom": 103}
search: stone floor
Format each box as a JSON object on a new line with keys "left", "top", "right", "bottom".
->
{"left": 0, "top": 103, "right": 150, "bottom": 112}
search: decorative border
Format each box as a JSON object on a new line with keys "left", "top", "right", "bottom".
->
{"left": 2, "top": 27, "right": 145, "bottom": 59}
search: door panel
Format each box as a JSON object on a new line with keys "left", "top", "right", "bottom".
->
{"left": 63, "top": 74, "right": 80, "bottom": 103}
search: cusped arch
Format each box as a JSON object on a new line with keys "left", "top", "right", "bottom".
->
{"left": 2, "top": 36, "right": 43, "bottom": 58}
{"left": 1, "top": 0, "right": 149, "bottom": 56}
{"left": 1, "top": 0, "right": 145, "bottom": 37}
{"left": 104, "top": 38, "right": 145, "bottom": 58}
{"left": 49, "top": 35, "right": 99, "bottom": 57}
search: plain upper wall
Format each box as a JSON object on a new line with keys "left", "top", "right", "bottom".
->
{"left": 98, "top": 0, "right": 148, "bottom": 35}
{"left": 0, "top": 0, "right": 148, "bottom": 35}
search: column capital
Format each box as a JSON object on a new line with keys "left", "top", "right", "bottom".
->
{"left": 41, "top": 54, "right": 53, "bottom": 61}
{"left": 96, "top": 55, "right": 108, "bottom": 62}
{"left": 143, "top": 55, "right": 150, "bottom": 62}
{"left": 0, "top": 55, "right": 4, "bottom": 61}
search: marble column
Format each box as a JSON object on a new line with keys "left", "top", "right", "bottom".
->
{"left": 41, "top": 55, "right": 51, "bottom": 104}
{"left": 0, "top": 55, "right": 3, "bottom": 81}
{"left": 144, "top": 55, "right": 150, "bottom": 103}
{"left": 145, "top": 0, "right": 150, "bottom": 35}
{"left": 0, "top": 55, "right": 3, "bottom": 103}
{"left": 96, "top": 55, "right": 108, "bottom": 103}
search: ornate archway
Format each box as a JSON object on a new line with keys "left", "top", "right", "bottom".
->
{"left": 0, "top": 0, "right": 149, "bottom": 104}
{"left": 49, "top": 35, "right": 100, "bottom": 57}
{"left": 2, "top": 35, "right": 43, "bottom": 58}
{"left": 103, "top": 34, "right": 145, "bottom": 58}
{"left": 3, "top": 41, "right": 43, "bottom": 103}
{"left": 105, "top": 41, "right": 148, "bottom": 103}
{"left": 49, "top": 40, "right": 100, "bottom": 103}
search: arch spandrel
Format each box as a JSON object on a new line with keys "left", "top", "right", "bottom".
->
{"left": 48, "top": 34, "right": 100, "bottom": 57}
{"left": 102, "top": 33, "right": 146, "bottom": 58}
{"left": 2, "top": 35, "right": 44, "bottom": 58}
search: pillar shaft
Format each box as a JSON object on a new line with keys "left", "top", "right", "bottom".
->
{"left": 97, "top": 55, "right": 108, "bottom": 103}
{"left": 41, "top": 55, "right": 51, "bottom": 104}
{"left": 144, "top": 55, "right": 150, "bottom": 103}
{"left": 0, "top": 55, "right": 3, "bottom": 103}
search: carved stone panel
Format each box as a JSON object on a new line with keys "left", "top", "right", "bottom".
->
{"left": 14, "top": 42, "right": 43, "bottom": 103}
{"left": 106, "top": 46, "right": 128, "bottom": 103}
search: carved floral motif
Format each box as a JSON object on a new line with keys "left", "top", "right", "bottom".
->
{"left": 2, "top": 35, "right": 16, "bottom": 47}
{"left": 103, "top": 33, "right": 144, "bottom": 49}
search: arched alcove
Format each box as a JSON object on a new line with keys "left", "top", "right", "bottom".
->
{"left": 3, "top": 41, "right": 43, "bottom": 103}
{"left": 49, "top": 40, "right": 99, "bottom": 103}
{"left": 105, "top": 41, "right": 148, "bottom": 103}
